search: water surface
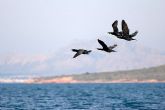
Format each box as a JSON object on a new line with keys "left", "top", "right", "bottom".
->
{"left": 0, "top": 83, "right": 165, "bottom": 110}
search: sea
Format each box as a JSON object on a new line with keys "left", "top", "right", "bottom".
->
{"left": 0, "top": 83, "right": 165, "bottom": 110}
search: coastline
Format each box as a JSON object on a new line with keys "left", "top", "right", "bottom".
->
{"left": 1, "top": 76, "right": 165, "bottom": 84}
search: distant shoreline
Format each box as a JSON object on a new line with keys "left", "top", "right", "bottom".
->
{"left": 1, "top": 82, "right": 165, "bottom": 84}
{"left": 1, "top": 77, "right": 165, "bottom": 84}
{"left": 1, "top": 64, "right": 165, "bottom": 84}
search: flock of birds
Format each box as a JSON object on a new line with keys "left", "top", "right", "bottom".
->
{"left": 72, "top": 20, "right": 138, "bottom": 58}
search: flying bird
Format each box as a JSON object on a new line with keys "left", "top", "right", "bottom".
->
{"left": 121, "top": 20, "right": 138, "bottom": 41}
{"left": 97, "top": 39, "right": 117, "bottom": 53}
{"left": 108, "top": 20, "right": 122, "bottom": 37}
{"left": 72, "top": 49, "right": 92, "bottom": 58}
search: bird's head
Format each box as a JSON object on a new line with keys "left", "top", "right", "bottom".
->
{"left": 131, "top": 38, "right": 136, "bottom": 41}
{"left": 87, "top": 50, "right": 92, "bottom": 53}
{"left": 107, "top": 32, "right": 113, "bottom": 34}
{"left": 114, "top": 44, "right": 117, "bottom": 47}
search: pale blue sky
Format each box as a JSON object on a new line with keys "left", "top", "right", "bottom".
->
{"left": 1, "top": 0, "right": 165, "bottom": 77}
{"left": 0, "top": 0, "right": 165, "bottom": 55}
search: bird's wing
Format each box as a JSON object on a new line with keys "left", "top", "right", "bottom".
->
{"left": 98, "top": 39, "right": 108, "bottom": 49}
{"left": 129, "top": 31, "right": 138, "bottom": 37}
{"left": 72, "top": 49, "right": 79, "bottom": 52}
{"left": 122, "top": 20, "right": 129, "bottom": 36}
{"left": 73, "top": 50, "right": 83, "bottom": 58}
{"left": 112, "top": 20, "right": 119, "bottom": 33}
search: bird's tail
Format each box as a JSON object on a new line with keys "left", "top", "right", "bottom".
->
{"left": 112, "top": 50, "right": 117, "bottom": 52}
{"left": 107, "top": 32, "right": 112, "bottom": 34}
{"left": 72, "top": 49, "right": 78, "bottom": 52}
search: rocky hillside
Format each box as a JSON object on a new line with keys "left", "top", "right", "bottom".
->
{"left": 32, "top": 64, "right": 165, "bottom": 83}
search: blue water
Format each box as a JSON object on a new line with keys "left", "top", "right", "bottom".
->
{"left": 0, "top": 83, "right": 165, "bottom": 110}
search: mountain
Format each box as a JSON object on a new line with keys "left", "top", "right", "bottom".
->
{"left": 0, "top": 38, "right": 165, "bottom": 77}
{"left": 30, "top": 64, "right": 165, "bottom": 83}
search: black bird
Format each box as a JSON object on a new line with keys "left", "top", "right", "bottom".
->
{"left": 121, "top": 20, "right": 138, "bottom": 41}
{"left": 108, "top": 20, "right": 122, "bottom": 37}
{"left": 97, "top": 39, "right": 117, "bottom": 53}
{"left": 72, "top": 49, "right": 92, "bottom": 58}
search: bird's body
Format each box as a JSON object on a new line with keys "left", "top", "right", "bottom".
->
{"left": 109, "top": 20, "right": 138, "bottom": 41}
{"left": 97, "top": 39, "right": 117, "bottom": 53}
{"left": 72, "top": 49, "right": 91, "bottom": 58}
{"left": 121, "top": 20, "right": 138, "bottom": 41}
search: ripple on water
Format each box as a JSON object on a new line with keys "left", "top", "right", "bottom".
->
{"left": 0, "top": 83, "right": 165, "bottom": 110}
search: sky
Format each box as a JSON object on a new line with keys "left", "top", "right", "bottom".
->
{"left": 0, "top": 0, "right": 165, "bottom": 77}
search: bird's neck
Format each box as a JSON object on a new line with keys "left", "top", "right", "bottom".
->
{"left": 97, "top": 48, "right": 103, "bottom": 50}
